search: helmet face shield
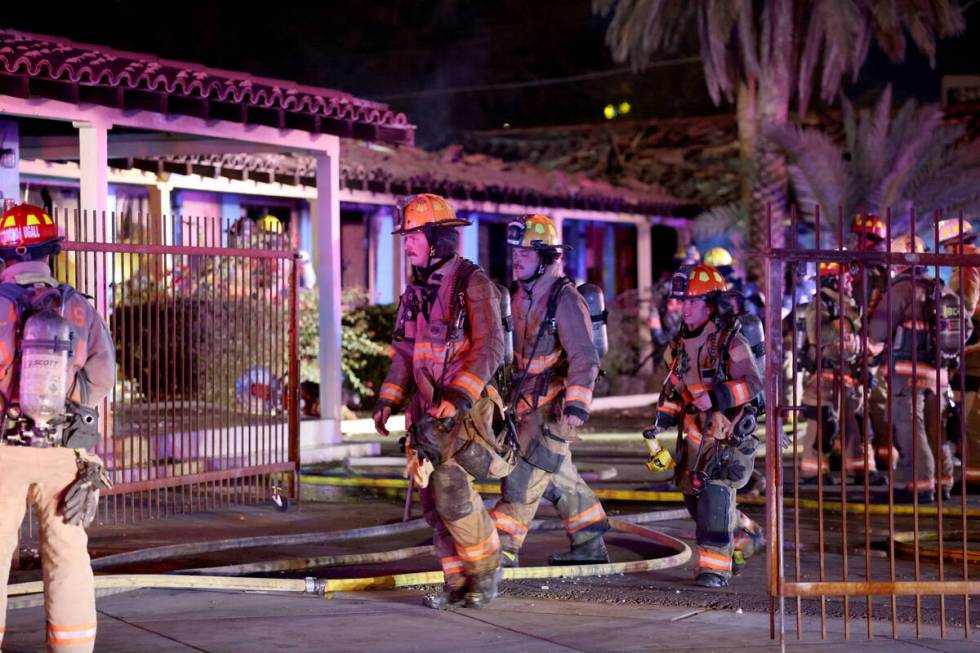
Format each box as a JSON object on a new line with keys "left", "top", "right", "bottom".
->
{"left": 670, "top": 267, "right": 690, "bottom": 299}
{"left": 507, "top": 215, "right": 566, "bottom": 253}
{"left": 506, "top": 221, "right": 526, "bottom": 248}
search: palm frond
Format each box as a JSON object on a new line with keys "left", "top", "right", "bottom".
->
{"left": 691, "top": 202, "right": 746, "bottom": 245}
{"left": 766, "top": 124, "right": 846, "bottom": 219}
{"left": 766, "top": 87, "right": 978, "bottom": 240}
{"left": 598, "top": 0, "right": 964, "bottom": 111}
{"left": 875, "top": 100, "right": 943, "bottom": 208}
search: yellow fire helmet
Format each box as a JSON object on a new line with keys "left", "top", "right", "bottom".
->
{"left": 937, "top": 218, "right": 976, "bottom": 246}
{"left": 890, "top": 233, "right": 925, "bottom": 254}
{"left": 392, "top": 193, "right": 471, "bottom": 234}
{"left": 703, "top": 246, "right": 733, "bottom": 268}
{"left": 258, "top": 214, "right": 283, "bottom": 234}
{"left": 506, "top": 214, "right": 567, "bottom": 252}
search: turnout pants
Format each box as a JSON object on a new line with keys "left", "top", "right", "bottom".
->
{"left": 892, "top": 376, "right": 953, "bottom": 492}
{"left": 421, "top": 459, "right": 500, "bottom": 588}
{"left": 799, "top": 372, "right": 875, "bottom": 478}
{"left": 678, "top": 419, "right": 762, "bottom": 580}
{"left": 0, "top": 446, "right": 97, "bottom": 653}
{"left": 492, "top": 406, "right": 606, "bottom": 554}
{"left": 962, "top": 387, "right": 980, "bottom": 485}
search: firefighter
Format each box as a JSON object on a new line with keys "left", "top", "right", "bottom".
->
{"left": 781, "top": 262, "right": 816, "bottom": 418}
{"left": 675, "top": 243, "right": 701, "bottom": 267}
{"left": 798, "top": 262, "right": 878, "bottom": 482}
{"left": 937, "top": 218, "right": 980, "bottom": 491}
{"left": 373, "top": 193, "right": 506, "bottom": 609}
{"left": 851, "top": 212, "right": 890, "bottom": 312}
{"left": 870, "top": 234, "right": 954, "bottom": 503}
{"left": 851, "top": 212, "right": 898, "bottom": 472}
{"left": 647, "top": 277, "right": 683, "bottom": 378}
{"left": 0, "top": 203, "right": 116, "bottom": 653}
{"left": 647, "top": 264, "right": 764, "bottom": 587}
{"left": 491, "top": 214, "right": 609, "bottom": 567}
{"left": 704, "top": 247, "right": 764, "bottom": 316}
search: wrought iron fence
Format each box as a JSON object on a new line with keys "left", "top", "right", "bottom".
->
{"left": 765, "top": 206, "right": 980, "bottom": 642}
{"left": 48, "top": 208, "right": 300, "bottom": 524}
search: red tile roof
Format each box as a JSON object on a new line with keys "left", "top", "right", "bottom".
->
{"left": 0, "top": 30, "right": 414, "bottom": 145}
{"left": 115, "top": 140, "right": 693, "bottom": 215}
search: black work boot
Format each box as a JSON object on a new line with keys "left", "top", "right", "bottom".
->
{"left": 463, "top": 567, "right": 502, "bottom": 609}
{"left": 695, "top": 571, "right": 729, "bottom": 588}
{"left": 548, "top": 536, "right": 609, "bottom": 565}
{"left": 423, "top": 583, "right": 467, "bottom": 610}
{"left": 500, "top": 549, "right": 520, "bottom": 568}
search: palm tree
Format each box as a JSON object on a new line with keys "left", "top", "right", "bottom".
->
{"left": 767, "top": 86, "right": 980, "bottom": 240}
{"left": 594, "top": 0, "right": 964, "bottom": 257}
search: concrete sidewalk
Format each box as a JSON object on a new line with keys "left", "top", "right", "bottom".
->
{"left": 4, "top": 588, "right": 976, "bottom": 652}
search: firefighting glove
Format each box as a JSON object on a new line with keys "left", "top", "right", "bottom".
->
{"left": 403, "top": 443, "right": 434, "bottom": 488}
{"left": 61, "top": 451, "right": 113, "bottom": 528}
{"left": 61, "top": 402, "right": 100, "bottom": 449}
{"left": 412, "top": 414, "right": 457, "bottom": 466}
{"left": 722, "top": 458, "right": 749, "bottom": 483}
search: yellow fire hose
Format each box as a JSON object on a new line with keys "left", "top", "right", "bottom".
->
{"left": 6, "top": 517, "right": 691, "bottom": 602}
{"left": 176, "top": 508, "right": 691, "bottom": 577}
{"left": 179, "top": 545, "right": 435, "bottom": 576}
{"left": 892, "top": 530, "right": 980, "bottom": 566}
{"left": 301, "top": 474, "right": 980, "bottom": 518}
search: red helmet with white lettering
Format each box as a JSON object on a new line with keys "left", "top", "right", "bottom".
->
{"left": 0, "top": 203, "right": 63, "bottom": 262}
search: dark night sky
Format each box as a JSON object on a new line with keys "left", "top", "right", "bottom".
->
{"left": 4, "top": 1, "right": 980, "bottom": 145}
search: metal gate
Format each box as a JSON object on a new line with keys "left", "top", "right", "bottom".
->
{"left": 764, "top": 206, "right": 980, "bottom": 642}
{"left": 48, "top": 209, "right": 300, "bottom": 524}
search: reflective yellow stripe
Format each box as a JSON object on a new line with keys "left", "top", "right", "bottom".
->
{"left": 660, "top": 400, "right": 682, "bottom": 415}
{"left": 441, "top": 556, "right": 464, "bottom": 575}
{"left": 818, "top": 370, "right": 858, "bottom": 386}
{"left": 724, "top": 381, "right": 750, "bottom": 405}
{"left": 456, "top": 530, "right": 500, "bottom": 562}
{"left": 894, "top": 362, "right": 948, "bottom": 384}
{"left": 845, "top": 457, "right": 874, "bottom": 471}
{"left": 906, "top": 479, "right": 935, "bottom": 491}
{"left": 414, "top": 340, "right": 472, "bottom": 362}
{"left": 698, "top": 549, "right": 732, "bottom": 571}
{"left": 901, "top": 321, "right": 930, "bottom": 330}
{"left": 516, "top": 349, "right": 561, "bottom": 374}
{"left": 492, "top": 511, "right": 529, "bottom": 541}
{"left": 562, "top": 503, "right": 606, "bottom": 533}
{"left": 801, "top": 453, "right": 828, "bottom": 473}
{"left": 565, "top": 385, "right": 593, "bottom": 405}
{"left": 451, "top": 371, "right": 485, "bottom": 400}
{"left": 683, "top": 414, "right": 703, "bottom": 446}
{"left": 47, "top": 622, "right": 97, "bottom": 645}
{"left": 380, "top": 383, "right": 405, "bottom": 403}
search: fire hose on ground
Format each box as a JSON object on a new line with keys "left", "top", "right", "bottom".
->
{"left": 7, "top": 511, "right": 693, "bottom": 608}
{"left": 301, "top": 474, "right": 980, "bottom": 518}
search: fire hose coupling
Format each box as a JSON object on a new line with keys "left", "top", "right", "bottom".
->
{"left": 305, "top": 577, "right": 326, "bottom": 595}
